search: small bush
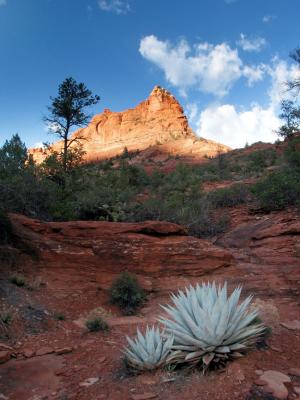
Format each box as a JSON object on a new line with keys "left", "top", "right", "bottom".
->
{"left": 10, "top": 275, "right": 26, "bottom": 287}
{"left": 109, "top": 272, "right": 146, "bottom": 315}
{"left": 55, "top": 313, "right": 65, "bottom": 321}
{"left": 284, "top": 136, "right": 300, "bottom": 168}
{"left": 252, "top": 169, "right": 300, "bottom": 211}
{"left": 209, "top": 184, "right": 249, "bottom": 208}
{"left": 0, "top": 311, "right": 13, "bottom": 325}
{"left": 86, "top": 317, "right": 109, "bottom": 332}
{"left": 0, "top": 211, "right": 12, "bottom": 245}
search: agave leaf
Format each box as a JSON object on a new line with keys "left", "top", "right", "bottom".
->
{"left": 203, "top": 353, "right": 214, "bottom": 366}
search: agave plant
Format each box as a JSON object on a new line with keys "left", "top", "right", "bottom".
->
{"left": 160, "top": 282, "right": 264, "bottom": 370}
{"left": 123, "top": 325, "right": 173, "bottom": 371}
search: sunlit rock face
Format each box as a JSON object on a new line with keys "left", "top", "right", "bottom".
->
{"left": 29, "top": 86, "right": 230, "bottom": 164}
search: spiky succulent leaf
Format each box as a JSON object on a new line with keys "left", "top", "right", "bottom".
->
{"left": 124, "top": 325, "right": 173, "bottom": 371}
{"left": 160, "top": 282, "right": 265, "bottom": 370}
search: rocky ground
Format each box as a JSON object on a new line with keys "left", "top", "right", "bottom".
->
{"left": 0, "top": 207, "right": 300, "bottom": 400}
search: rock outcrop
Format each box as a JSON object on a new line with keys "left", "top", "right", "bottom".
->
{"left": 9, "top": 214, "right": 233, "bottom": 291}
{"left": 30, "top": 86, "right": 230, "bottom": 163}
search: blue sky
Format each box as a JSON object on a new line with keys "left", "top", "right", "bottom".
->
{"left": 0, "top": 0, "right": 300, "bottom": 149}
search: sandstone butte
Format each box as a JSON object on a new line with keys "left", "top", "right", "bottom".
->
{"left": 29, "top": 85, "right": 230, "bottom": 164}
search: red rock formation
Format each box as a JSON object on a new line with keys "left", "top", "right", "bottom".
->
{"left": 9, "top": 214, "right": 233, "bottom": 291}
{"left": 29, "top": 86, "right": 230, "bottom": 164}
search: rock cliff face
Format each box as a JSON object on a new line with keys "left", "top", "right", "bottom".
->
{"left": 30, "top": 86, "right": 230, "bottom": 163}
{"left": 8, "top": 214, "right": 233, "bottom": 292}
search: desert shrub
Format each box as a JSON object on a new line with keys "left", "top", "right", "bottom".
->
{"left": 86, "top": 316, "right": 109, "bottom": 332}
{"left": 0, "top": 310, "right": 13, "bottom": 325}
{"left": 0, "top": 211, "right": 12, "bottom": 245}
{"left": 55, "top": 313, "right": 65, "bottom": 321}
{"left": 209, "top": 184, "right": 249, "bottom": 208}
{"left": 109, "top": 272, "right": 146, "bottom": 315}
{"left": 284, "top": 136, "right": 300, "bottom": 168}
{"left": 10, "top": 275, "right": 26, "bottom": 287}
{"left": 252, "top": 169, "right": 300, "bottom": 211}
{"left": 247, "top": 149, "right": 277, "bottom": 171}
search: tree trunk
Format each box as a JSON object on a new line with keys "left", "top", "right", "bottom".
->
{"left": 63, "top": 128, "right": 69, "bottom": 173}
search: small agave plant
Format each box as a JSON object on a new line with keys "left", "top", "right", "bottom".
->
{"left": 160, "top": 282, "right": 265, "bottom": 371}
{"left": 123, "top": 325, "right": 173, "bottom": 371}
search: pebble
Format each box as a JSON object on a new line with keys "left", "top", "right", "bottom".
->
{"left": 257, "top": 370, "right": 291, "bottom": 399}
{"left": 281, "top": 320, "right": 300, "bottom": 330}
{"left": 130, "top": 393, "right": 157, "bottom": 400}
{"left": 79, "top": 377, "right": 99, "bottom": 387}
{"left": 36, "top": 346, "right": 54, "bottom": 356}
{"left": 0, "top": 351, "right": 11, "bottom": 364}
{"left": 55, "top": 347, "right": 73, "bottom": 355}
{"left": 290, "top": 368, "right": 300, "bottom": 377}
{"left": 23, "top": 349, "right": 35, "bottom": 358}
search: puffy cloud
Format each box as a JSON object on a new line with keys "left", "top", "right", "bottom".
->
{"left": 140, "top": 35, "right": 269, "bottom": 96}
{"left": 237, "top": 33, "right": 267, "bottom": 52}
{"left": 139, "top": 35, "right": 244, "bottom": 97}
{"left": 139, "top": 35, "right": 300, "bottom": 148}
{"left": 197, "top": 104, "right": 279, "bottom": 149}
{"left": 98, "top": 0, "right": 130, "bottom": 14}
{"left": 194, "top": 59, "right": 300, "bottom": 148}
{"left": 243, "top": 64, "right": 266, "bottom": 86}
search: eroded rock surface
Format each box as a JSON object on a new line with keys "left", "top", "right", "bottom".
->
{"left": 9, "top": 214, "right": 233, "bottom": 291}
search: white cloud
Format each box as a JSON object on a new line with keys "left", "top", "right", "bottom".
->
{"left": 140, "top": 35, "right": 244, "bottom": 97}
{"left": 263, "top": 15, "right": 276, "bottom": 23}
{"left": 98, "top": 0, "right": 130, "bottom": 14}
{"left": 139, "top": 35, "right": 300, "bottom": 148}
{"left": 243, "top": 64, "right": 266, "bottom": 86}
{"left": 237, "top": 33, "right": 266, "bottom": 52}
{"left": 197, "top": 104, "right": 279, "bottom": 149}
{"left": 33, "top": 142, "right": 45, "bottom": 149}
{"left": 140, "top": 35, "right": 270, "bottom": 97}
{"left": 0, "top": 0, "right": 7, "bottom": 6}
{"left": 194, "top": 59, "right": 300, "bottom": 148}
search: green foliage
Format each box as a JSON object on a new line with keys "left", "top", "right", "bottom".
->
{"left": 0, "top": 311, "right": 13, "bottom": 325}
{"left": 55, "top": 313, "right": 66, "bottom": 321}
{"left": 109, "top": 272, "right": 146, "bottom": 315}
{"left": 86, "top": 317, "right": 109, "bottom": 332}
{"left": 44, "top": 77, "right": 100, "bottom": 172}
{"left": 277, "top": 100, "right": 300, "bottom": 139}
{"left": 284, "top": 136, "right": 300, "bottom": 168}
{"left": 252, "top": 169, "right": 300, "bottom": 211}
{"left": 10, "top": 275, "right": 26, "bottom": 287}
{"left": 0, "top": 134, "right": 28, "bottom": 179}
{"left": 0, "top": 211, "right": 12, "bottom": 245}
{"left": 209, "top": 184, "right": 249, "bottom": 208}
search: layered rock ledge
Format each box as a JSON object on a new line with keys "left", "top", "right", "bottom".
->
{"left": 9, "top": 214, "right": 234, "bottom": 291}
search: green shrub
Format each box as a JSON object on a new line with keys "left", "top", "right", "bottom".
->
{"left": 10, "top": 275, "right": 26, "bottom": 287}
{"left": 284, "top": 136, "right": 300, "bottom": 168}
{"left": 0, "top": 211, "right": 12, "bottom": 245}
{"left": 0, "top": 311, "right": 13, "bottom": 325}
{"left": 55, "top": 313, "right": 65, "bottom": 321}
{"left": 86, "top": 317, "right": 109, "bottom": 332}
{"left": 252, "top": 169, "right": 300, "bottom": 211}
{"left": 209, "top": 184, "right": 249, "bottom": 208}
{"left": 109, "top": 272, "right": 146, "bottom": 315}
